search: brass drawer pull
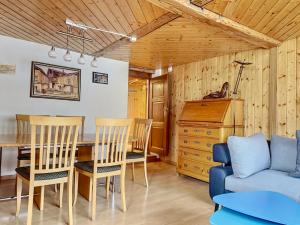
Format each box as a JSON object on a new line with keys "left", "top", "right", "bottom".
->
{"left": 194, "top": 129, "right": 201, "bottom": 133}
{"left": 184, "top": 129, "right": 188, "bottom": 133}
{"left": 206, "top": 143, "right": 212, "bottom": 147}
{"left": 194, "top": 141, "right": 201, "bottom": 144}
{"left": 183, "top": 140, "right": 188, "bottom": 144}
{"left": 206, "top": 130, "right": 212, "bottom": 135}
{"left": 206, "top": 156, "right": 212, "bottom": 161}
{"left": 184, "top": 163, "right": 188, "bottom": 167}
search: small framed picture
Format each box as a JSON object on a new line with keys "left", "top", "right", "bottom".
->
{"left": 92, "top": 72, "right": 108, "bottom": 84}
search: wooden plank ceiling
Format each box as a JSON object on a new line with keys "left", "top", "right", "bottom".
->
{"left": 104, "top": 17, "right": 260, "bottom": 69}
{"left": 0, "top": 0, "right": 167, "bottom": 55}
{"left": 0, "top": 0, "right": 299, "bottom": 69}
{"left": 204, "top": 0, "right": 300, "bottom": 41}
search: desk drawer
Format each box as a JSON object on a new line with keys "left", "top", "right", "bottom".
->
{"left": 179, "top": 127, "right": 219, "bottom": 139}
{"left": 179, "top": 148, "right": 213, "bottom": 163}
{"left": 179, "top": 136, "right": 217, "bottom": 152}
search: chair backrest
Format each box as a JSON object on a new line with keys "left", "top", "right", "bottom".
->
{"left": 16, "top": 114, "right": 31, "bottom": 135}
{"left": 132, "top": 118, "right": 153, "bottom": 157}
{"left": 94, "top": 118, "right": 132, "bottom": 170}
{"left": 56, "top": 115, "right": 85, "bottom": 135}
{"left": 29, "top": 116, "right": 82, "bottom": 176}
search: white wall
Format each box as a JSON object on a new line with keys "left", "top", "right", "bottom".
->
{"left": 0, "top": 35, "right": 129, "bottom": 175}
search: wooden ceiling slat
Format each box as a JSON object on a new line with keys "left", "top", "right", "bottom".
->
{"left": 274, "top": 14, "right": 300, "bottom": 39}
{"left": 261, "top": 1, "right": 300, "bottom": 34}
{"left": 247, "top": 0, "right": 281, "bottom": 29}
{"left": 138, "top": 0, "right": 156, "bottom": 23}
{"left": 54, "top": 0, "right": 108, "bottom": 48}
{"left": 278, "top": 19, "right": 300, "bottom": 40}
{"left": 239, "top": 0, "right": 265, "bottom": 25}
{"left": 0, "top": 0, "right": 87, "bottom": 53}
{"left": 27, "top": 0, "right": 92, "bottom": 52}
{"left": 229, "top": 0, "right": 254, "bottom": 22}
{"left": 92, "top": 0, "right": 128, "bottom": 35}
{"left": 267, "top": 4, "right": 300, "bottom": 37}
{"left": 103, "top": 0, "right": 133, "bottom": 34}
{"left": 40, "top": 0, "right": 99, "bottom": 53}
{"left": 254, "top": 0, "right": 290, "bottom": 31}
{"left": 126, "top": 0, "right": 148, "bottom": 26}
{"left": 113, "top": 0, "right": 140, "bottom": 31}
{"left": 74, "top": 0, "right": 116, "bottom": 43}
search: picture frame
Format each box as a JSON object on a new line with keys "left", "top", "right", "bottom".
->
{"left": 92, "top": 72, "right": 108, "bottom": 84}
{"left": 30, "top": 61, "right": 81, "bottom": 101}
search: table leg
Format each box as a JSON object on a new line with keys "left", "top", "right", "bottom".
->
{"left": 77, "top": 146, "right": 93, "bottom": 201}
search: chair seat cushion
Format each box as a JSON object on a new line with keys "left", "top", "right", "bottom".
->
{"left": 126, "top": 152, "right": 144, "bottom": 159}
{"left": 15, "top": 167, "right": 68, "bottom": 181}
{"left": 225, "top": 169, "right": 300, "bottom": 202}
{"left": 75, "top": 161, "right": 121, "bottom": 173}
{"left": 17, "top": 153, "right": 31, "bottom": 161}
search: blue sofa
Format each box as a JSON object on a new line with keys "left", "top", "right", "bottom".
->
{"left": 209, "top": 142, "right": 300, "bottom": 210}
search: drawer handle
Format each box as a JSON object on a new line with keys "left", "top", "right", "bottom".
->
{"left": 184, "top": 163, "right": 188, "bottom": 167}
{"left": 194, "top": 153, "right": 200, "bottom": 157}
{"left": 184, "top": 140, "right": 188, "bottom": 144}
{"left": 184, "top": 129, "right": 188, "bottom": 133}
{"left": 206, "top": 130, "right": 212, "bottom": 135}
{"left": 194, "top": 141, "right": 201, "bottom": 144}
{"left": 207, "top": 156, "right": 212, "bottom": 161}
{"left": 206, "top": 143, "right": 212, "bottom": 147}
{"left": 194, "top": 129, "right": 201, "bottom": 133}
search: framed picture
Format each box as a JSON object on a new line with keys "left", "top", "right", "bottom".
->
{"left": 30, "top": 61, "right": 81, "bottom": 101}
{"left": 92, "top": 72, "right": 108, "bottom": 84}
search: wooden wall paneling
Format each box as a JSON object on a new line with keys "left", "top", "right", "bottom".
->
{"left": 276, "top": 41, "right": 288, "bottom": 136}
{"left": 262, "top": 49, "right": 270, "bottom": 136}
{"left": 286, "top": 39, "right": 297, "bottom": 137}
{"left": 269, "top": 48, "right": 278, "bottom": 136}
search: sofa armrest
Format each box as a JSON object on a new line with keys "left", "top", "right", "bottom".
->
{"left": 213, "top": 143, "right": 231, "bottom": 165}
{"left": 209, "top": 165, "right": 233, "bottom": 199}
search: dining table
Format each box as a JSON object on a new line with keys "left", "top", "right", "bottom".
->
{"left": 0, "top": 133, "right": 133, "bottom": 209}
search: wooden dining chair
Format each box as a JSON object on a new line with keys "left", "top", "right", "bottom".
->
{"left": 126, "top": 118, "right": 152, "bottom": 188}
{"left": 16, "top": 114, "right": 31, "bottom": 167}
{"left": 15, "top": 116, "right": 82, "bottom": 225}
{"left": 73, "top": 118, "right": 132, "bottom": 221}
{"left": 56, "top": 115, "right": 85, "bottom": 135}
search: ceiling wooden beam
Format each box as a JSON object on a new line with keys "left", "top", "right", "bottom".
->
{"left": 145, "top": 0, "right": 281, "bottom": 49}
{"left": 94, "top": 12, "right": 179, "bottom": 57}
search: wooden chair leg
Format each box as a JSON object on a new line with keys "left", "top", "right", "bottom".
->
{"left": 27, "top": 184, "right": 34, "bottom": 225}
{"left": 143, "top": 160, "right": 149, "bottom": 188}
{"left": 120, "top": 167, "right": 127, "bottom": 212}
{"left": 54, "top": 184, "right": 58, "bottom": 193}
{"left": 73, "top": 170, "right": 79, "bottom": 206}
{"left": 91, "top": 177, "right": 97, "bottom": 221}
{"left": 131, "top": 163, "right": 135, "bottom": 181}
{"left": 59, "top": 183, "right": 64, "bottom": 208}
{"left": 106, "top": 177, "right": 110, "bottom": 199}
{"left": 88, "top": 177, "right": 93, "bottom": 202}
{"left": 68, "top": 177, "right": 74, "bottom": 225}
{"left": 40, "top": 186, "right": 45, "bottom": 211}
{"left": 16, "top": 176, "right": 22, "bottom": 216}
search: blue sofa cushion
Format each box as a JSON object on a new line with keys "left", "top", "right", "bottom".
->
{"left": 225, "top": 169, "right": 300, "bottom": 202}
{"left": 227, "top": 133, "right": 270, "bottom": 178}
{"left": 270, "top": 135, "right": 297, "bottom": 172}
{"left": 213, "top": 143, "right": 231, "bottom": 165}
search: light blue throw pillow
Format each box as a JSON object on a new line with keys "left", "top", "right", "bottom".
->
{"left": 227, "top": 133, "right": 270, "bottom": 178}
{"left": 270, "top": 135, "right": 297, "bottom": 172}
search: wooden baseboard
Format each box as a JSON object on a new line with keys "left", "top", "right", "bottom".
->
{"left": 0, "top": 174, "right": 16, "bottom": 180}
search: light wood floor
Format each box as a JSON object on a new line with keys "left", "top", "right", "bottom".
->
{"left": 0, "top": 162, "right": 213, "bottom": 225}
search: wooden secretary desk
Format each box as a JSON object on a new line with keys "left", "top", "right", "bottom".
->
{"left": 177, "top": 98, "right": 244, "bottom": 182}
